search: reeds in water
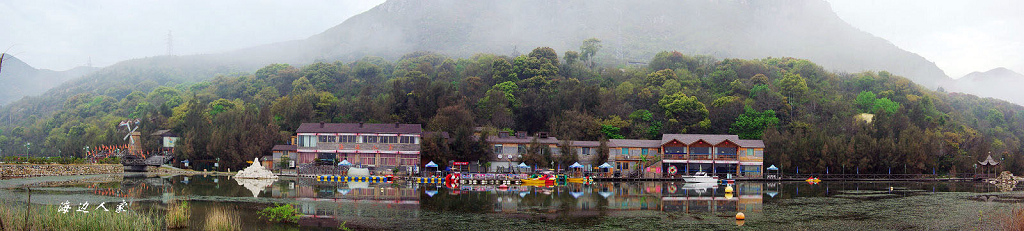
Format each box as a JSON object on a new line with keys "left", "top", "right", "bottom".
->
{"left": 166, "top": 199, "right": 191, "bottom": 229}
{"left": 204, "top": 206, "right": 241, "bottom": 231}
{"left": 0, "top": 202, "right": 160, "bottom": 230}
{"left": 1001, "top": 204, "right": 1024, "bottom": 231}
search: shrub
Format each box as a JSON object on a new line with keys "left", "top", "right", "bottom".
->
{"left": 258, "top": 204, "right": 299, "bottom": 223}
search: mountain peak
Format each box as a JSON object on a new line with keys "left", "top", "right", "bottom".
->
{"left": 0, "top": 54, "right": 37, "bottom": 73}
{"left": 961, "top": 67, "right": 1024, "bottom": 82}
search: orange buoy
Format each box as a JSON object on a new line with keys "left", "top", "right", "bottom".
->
{"left": 736, "top": 212, "right": 746, "bottom": 220}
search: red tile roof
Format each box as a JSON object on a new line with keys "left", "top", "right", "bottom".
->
{"left": 296, "top": 123, "right": 422, "bottom": 134}
{"left": 272, "top": 145, "right": 297, "bottom": 151}
{"left": 661, "top": 134, "right": 740, "bottom": 146}
{"left": 735, "top": 140, "right": 765, "bottom": 148}
{"left": 609, "top": 139, "right": 662, "bottom": 148}
{"left": 487, "top": 136, "right": 560, "bottom": 144}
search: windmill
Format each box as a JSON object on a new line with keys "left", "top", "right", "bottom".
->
{"left": 119, "top": 119, "right": 141, "bottom": 156}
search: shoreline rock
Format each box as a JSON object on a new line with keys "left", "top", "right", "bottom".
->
{"left": 1, "top": 164, "right": 123, "bottom": 178}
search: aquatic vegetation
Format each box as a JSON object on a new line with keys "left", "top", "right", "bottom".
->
{"left": 259, "top": 203, "right": 300, "bottom": 223}
{"left": 1000, "top": 204, "right": 1024, "bottom": 231}
{"left": 0, "top": 202, "right": 161, "bottom": 230}
{"left": 205, "top": 206, "right": 241, "bottom": 231}
{"left": 166, "top": 199, "right": 191, "bottom": 229}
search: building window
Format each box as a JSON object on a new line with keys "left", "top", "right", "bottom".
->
{"left": 362, "top": 136, "right": 378, "bottom": 143}
{"left": 360, "top": 155, "right": 375, "bottom": 166}
{"left": 400, "top": 136, "right": 414, "bottom": 144}
{"left": 621, "top": 148, "right": 628, "bottom": 155}
{"left": 300, "top": 135, "right": 318, "bottom": 148}
{"left": 582, "top": 147, "right": 591, "bottom": 155}
{"left": 494, "top": 145, "right": 503, "bottom": 154}
{"left": 665, "top": 147, "right": 685, "bottom": 154}
{"left": 518, "top": 145, "right": 527, "bottom": 154}
{"left": 747, "top": 149, "right": 754, "bottom": 156}
{"left": 754, "top": 150, "right": 763, "bottom": 157}
{"left": 339, "top": 135, "right": 357, "bottom": 143}
{"left": 690, "top": 147, "right": 710, "bottom": 154}
{"left": 378, "top": 136, "right": 397, "bottom": 144}
{"left": 641, "top": 148, "right": 649, "bottom": 156}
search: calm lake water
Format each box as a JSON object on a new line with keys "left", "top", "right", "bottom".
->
{"left": 0, "top": 174, "right": 1019, "bottom": 230}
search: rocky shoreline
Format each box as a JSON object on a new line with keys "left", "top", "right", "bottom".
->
{"left": 0, "top": 164, "right": 123, "bottom": 178}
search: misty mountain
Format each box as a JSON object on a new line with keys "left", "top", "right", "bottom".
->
{"left": 281, "top": 0, "right": 952, "bottom": 88}
{"left": 0, "top": 0, "right": 979, "bottom": 118}
{"left": 954, "top": 67, "right": 1024, "bottom": 104}
{"left": 0, "top": 54, "right": 98, "bottom": 105}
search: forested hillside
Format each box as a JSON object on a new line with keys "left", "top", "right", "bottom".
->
{"left": 0, "top": 44, "right": 1021, "bottom": 173}
{"left": 0, "top": 0, "right": 960, "bottom": 119}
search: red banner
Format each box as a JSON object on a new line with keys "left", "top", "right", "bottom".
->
{"left": 453, "top": 162, "right": 469, "bottom": 165}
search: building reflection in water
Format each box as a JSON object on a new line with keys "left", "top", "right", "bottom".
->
{"left": 267, "top": 178, "right": 421, "bottom": 228}
{"left": 259, "top": 177, "right": 763, "bottom": 228}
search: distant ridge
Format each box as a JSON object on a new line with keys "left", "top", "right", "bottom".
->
{"left": 0, "top": 54, "right": 98, "bottom": 105}
{"left": 0, "top": 0, "right": 978, "bottom": 111}
{"left": 954, "top": 67, "right": 1024, "bottom": 104}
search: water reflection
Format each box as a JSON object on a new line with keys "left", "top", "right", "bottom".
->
{"left": 7, "top": 174, "right": 1018, "bottom": 229}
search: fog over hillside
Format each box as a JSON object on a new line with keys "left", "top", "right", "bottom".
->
{"left": 954, "top": 68, "right": 1024, "bottom": 105}
{"left": 0, "top": 54, "right": 98, "bottom": 105}
{"left": 7, "top": 0, "right": 1022, "bottom": 109}
{"left": 284, "top": 0, "right": 953, "bottom": 89}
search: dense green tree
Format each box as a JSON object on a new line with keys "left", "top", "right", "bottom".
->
{"left": 856, "top": 91, "right": 877, "bottom": 112}
{"left": 729, "top": 106, "right": 780, "bottom": 139}
{"left": 528, "top": 47, "right": 559, "bottom": 67}
{"left": 658, "top": 92, "right": 709, "bottom": 132}
{"left": 779, "top": 72, "right": 809, "bottom": 101}
{"left": 645, "top": 69, "right": 675, "bottom": 87}
{"left": 580, "top": 38, "right": 602, "bottom": 67}
{"left": 873, "top": 98, "right": 900, "bottom": 114}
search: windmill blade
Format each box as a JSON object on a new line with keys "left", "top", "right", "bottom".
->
{"left": 123, "top": 133, "right": 131, "bottom": 140}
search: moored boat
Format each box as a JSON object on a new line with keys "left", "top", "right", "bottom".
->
{"left": 682, "top": 171, "right": 719, "bottom": 183}
{"left": 567, "top": 176, "right": 593, "bottom": 184}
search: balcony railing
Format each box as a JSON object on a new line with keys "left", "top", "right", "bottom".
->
{"left": 616, "top": 155, "right": 641, "bottom": 160}
{"left": 663, "top": 154, "right": 688, "bottom": 159}
{"left": 689, "top": 153, "right": 712, "bottom": 160}
{"left": 715, "top": 154, "right": 737, "bottom": 160}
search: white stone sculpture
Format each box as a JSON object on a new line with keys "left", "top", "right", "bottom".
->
{"left": 234, "top": 158, "right": 278, "bottom": 179}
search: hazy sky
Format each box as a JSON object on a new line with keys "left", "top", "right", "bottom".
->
{"left": 2, "top": 0, "right": 1021, "bottom": 79}
{"left": 828, "top": 0, "right": 1024, "bottom": 78}
{"left": 0, "top": 0, "right": 384, "bottom": 71}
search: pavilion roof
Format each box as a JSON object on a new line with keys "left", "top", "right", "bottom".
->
{"left": 979, "top": 155, "right": 999, "bottom": 166}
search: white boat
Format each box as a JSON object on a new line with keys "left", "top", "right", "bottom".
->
{"left": 681, "top": 182, "right": 718, "bottom": 190}
{"left": 682, "top": 171, "right": 719, "bottom": 183}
